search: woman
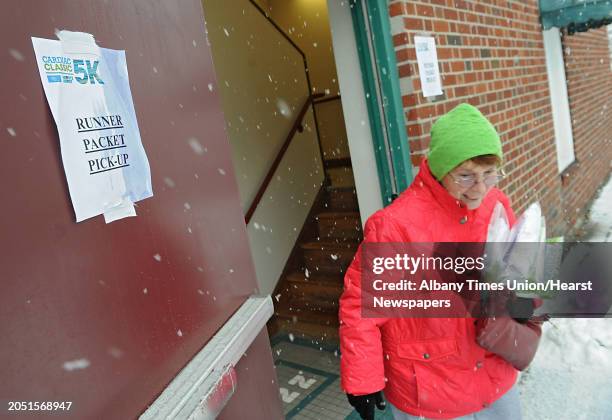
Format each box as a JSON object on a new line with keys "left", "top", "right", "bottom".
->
{"left": 340, "top": 103, "right": 522, "bottom": 420}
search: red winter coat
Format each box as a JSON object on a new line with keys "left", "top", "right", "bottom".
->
{"left": 339, "top": 160, "right": 517, "bottom": 419}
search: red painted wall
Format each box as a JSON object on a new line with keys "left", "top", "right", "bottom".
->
{"left": 0, "top": 1, "right": 281, "bottom": 418}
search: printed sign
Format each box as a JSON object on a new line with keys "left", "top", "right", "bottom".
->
{"left": 32, "top": 31, "right": 152, "bottom": 223}
{"left": 414, "top": 36, "right": 443, "bottom": 98}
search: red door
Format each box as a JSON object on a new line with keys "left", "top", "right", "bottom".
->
{"left": 0, "top": 1, "right": 282, "bottom": 419}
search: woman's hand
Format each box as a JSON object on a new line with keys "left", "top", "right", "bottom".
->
{"left": 346, "top": 391, "right": 386, "bottom": 419}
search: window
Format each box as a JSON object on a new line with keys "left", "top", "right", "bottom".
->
{"left": 543, "top": 27, "right": 576, "bottom": 173}
{"left": 608, "top": 24, "right": 612, "bottom": 70}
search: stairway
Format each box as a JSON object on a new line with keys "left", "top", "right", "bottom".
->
{"left": 271, "top": 162, "right": 362, "bottom": 344}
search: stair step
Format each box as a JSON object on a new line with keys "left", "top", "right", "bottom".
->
{"left": 286, "top": 279, "right": 342, "bottom": 306}
{"left": 326, "top": 187, "right": 359, "bottom": 211}
{"left": 301, "top": 240, "right": 358, "bottom": 251}
{"left": 276, "top": 271, "right": 343, "bottom": 314}
{"left": 280, "top": 295, "right": 339, "bottom": 313}
{"left": 271, "top": 301, "right": 340, "bottom": 343}
{"left": 272, "top": 299, "right": 340, "bottom": 344}
{"left": 317, "top": 211, "right": 362, "bottom": 240}
{"left": 277, "top": 319, "right": 339, "bottom": 343}
{"left": 327, "top": 166, "right": 355, "bottom": 188}
{"left": 286, "top": 271, "right": 344, "bottom": 286}
{"left": 275, "top": 303, "right": 339, "bottom": 327}
{"left": 301, "top": 240, "right": 357, "bottom": 275}
{"left": 323, "top": 157, "right": 352, "bottom": 169}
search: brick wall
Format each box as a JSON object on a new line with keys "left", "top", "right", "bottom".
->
{"left": 561, "top": 27, "right": 612, "bottom": 228}
{"left": 388, "top": 0, "right": 612, "bottom": 236}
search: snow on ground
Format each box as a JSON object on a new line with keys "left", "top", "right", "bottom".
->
{"left": 520, "top": 318, "right": 612, "bottom": 419}
{"left": 520, "top": 176, "right": 612, "bottom": 420}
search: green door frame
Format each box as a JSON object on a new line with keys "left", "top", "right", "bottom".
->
{"left": 350, "top": 0, "right": 413, "bottom": 205}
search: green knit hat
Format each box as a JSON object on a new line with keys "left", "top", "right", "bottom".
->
{"left": 427, "top": 103, "right": 502, "bottom": 180}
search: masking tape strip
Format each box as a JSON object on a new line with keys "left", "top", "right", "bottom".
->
{"left": 103, "top": 198, "right": 136, "bottom": 224}
{"left": 56, "top": 30, "right": 100, "bottom": 56}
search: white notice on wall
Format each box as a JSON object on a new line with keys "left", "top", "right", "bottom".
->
{"left": 32, "top": 31, "right": 152, "bottom": 223}
{"left": 414, "top": 36, "right": 443, "bottom": 98}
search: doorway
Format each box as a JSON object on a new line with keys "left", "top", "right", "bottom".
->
{"left": 201, "top": 0, "right": 405, "bottom": 417}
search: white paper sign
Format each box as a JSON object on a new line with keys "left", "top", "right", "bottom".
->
{"left": 32, "top": 31, "right": 152, "bottom": 223}
{"left": 414, "top": 36, "right": 443, "bottom": 98}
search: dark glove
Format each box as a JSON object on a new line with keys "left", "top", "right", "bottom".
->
{"left": 482, "top": 291, "right": 541, "bottom": 323}
{"left": 346, "top": 391, "right": 386, "bottom": 420}
{"left": 507, "top": 297, "right": 543, "bottom": 323}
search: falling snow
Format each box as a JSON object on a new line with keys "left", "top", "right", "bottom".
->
{"left": 63, "top": 358, "right": 90, "bottom": 372}
{"left": 108, "top": 347, "right": 124, "bottom": 359}
{"left": 9, "top": 48, "right": 25, "bottom": 61}
{"left": 187, "top": 137, "right": 206, "bottom": 155}
{"left": 163, "top": 177, "right": 176, "bottom": 188}
{"left": 277, "top": 98, "right": 292, "bottom": 118}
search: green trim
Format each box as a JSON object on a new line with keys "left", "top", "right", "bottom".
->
{"left": 539, "top": 0, "right": 612, "bottom": 30}
{"left": 350, "top": 0, "right": 413, "bottom": 205}
{"left": 367, "top": 0, "right": 413, "bottom": 192}
{"left": 350, "top": 1, "right": 395, "bottom": 204}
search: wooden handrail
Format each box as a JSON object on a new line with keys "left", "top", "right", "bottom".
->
{"left": 244, "top": 0, "right": 330, "bottom": 224}
{"left": 313, "top": 94, "right": 341, "bottom": 105}
{"left": 249, "top": 0, "right": 306, "bottom": 61}
{"left": 244, "top": 93, "right": 325, "bottom": 224}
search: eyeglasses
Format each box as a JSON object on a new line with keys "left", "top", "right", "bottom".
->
{"left": 448, "top": 169, "right": 505, "bottom": 189}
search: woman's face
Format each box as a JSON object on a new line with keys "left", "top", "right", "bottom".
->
{"left": 440, "top": 160, "right": 499, "bottom": 209}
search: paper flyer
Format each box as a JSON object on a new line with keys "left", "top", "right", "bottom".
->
{"left": 414, "top": 35, "right": 443, "bottom": 98}
{"left": 31, "top": 31, "right": 152, "bottom": 223}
